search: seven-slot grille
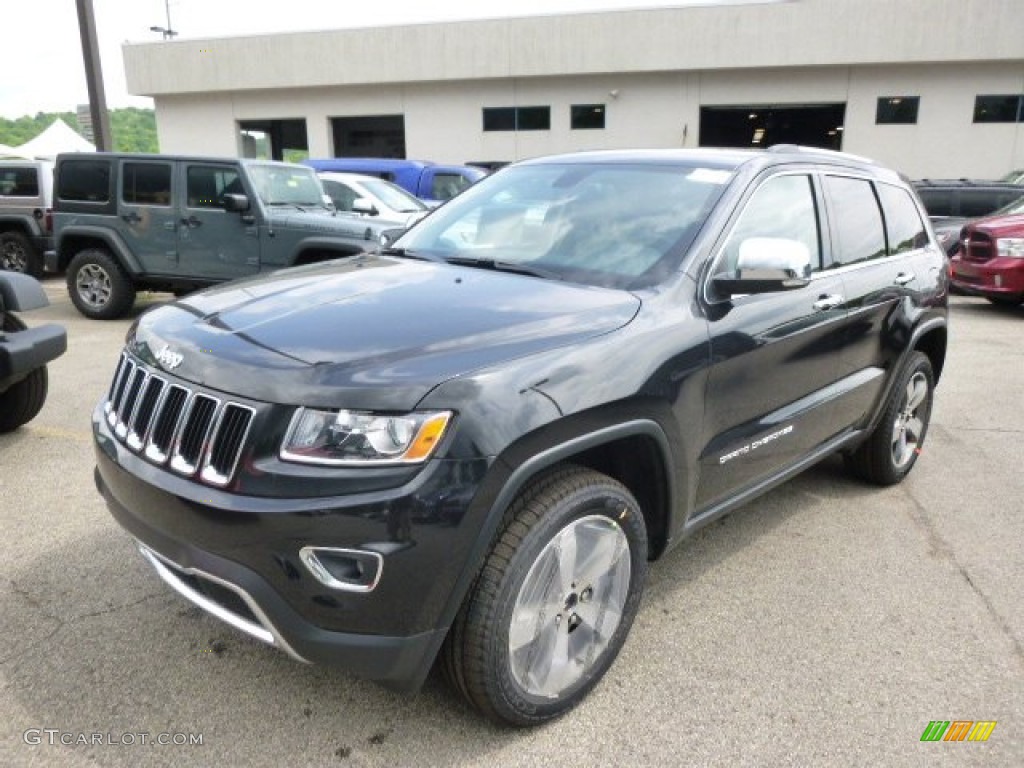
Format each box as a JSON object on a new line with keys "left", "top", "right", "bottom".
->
{"left": 105, "top": 353, "right": 255, "bottom": 486}
{"left": 964, "top": 231, "right": 994, "bottom": 262}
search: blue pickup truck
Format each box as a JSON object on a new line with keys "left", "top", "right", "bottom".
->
{"left": 304, "top": 158, "right": 486, "bottom": 204}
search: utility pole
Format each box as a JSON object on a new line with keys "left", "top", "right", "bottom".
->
{"left": 75, "top": 0, "right": 112, "bottom": 151}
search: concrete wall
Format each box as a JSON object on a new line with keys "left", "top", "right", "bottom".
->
{"left": 152, "top": 61, "right": 1024, "bottom": 179}
{"left": 132, "top": 0, "right": 1024, "bottom": 179}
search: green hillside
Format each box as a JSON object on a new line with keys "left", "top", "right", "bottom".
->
{"left": 0, "top": 108, "right": 158, "bottom": 153}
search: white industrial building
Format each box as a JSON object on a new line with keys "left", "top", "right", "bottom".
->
{"left": 123, "top": 0, "right": 1024, "bottom": 179}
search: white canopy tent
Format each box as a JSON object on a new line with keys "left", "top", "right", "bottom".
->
{"left": 13, "top": 119, "right": 95, "bottom": 160}
{"left": 0, "top": 142, "right": 28, "bottom": 159}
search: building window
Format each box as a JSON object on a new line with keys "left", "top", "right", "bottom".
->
{"left": 483, "top": 106, "right": 550, "bottom": 132}
{"left": 973, "top": 95, "right": 1023, "bottom": 123}
{"left": 571, "top": 104, "right": 606, "bottom": 130}
{"left": 876, "top": 96, "right": 919, "bottom": 124}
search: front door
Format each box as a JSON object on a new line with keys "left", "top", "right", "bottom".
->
{"left": 695, "top": 171, "right": 848, "bottom": 511}
{"left": 176, "top": 163, "right": 259, "bottom": 281}
{"left": 117, "top": 159, "right": 178, "bottom": 274}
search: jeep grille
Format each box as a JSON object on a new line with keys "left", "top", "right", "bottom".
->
{"left": 105, "top": 353, "right": 254, "bottom": 487}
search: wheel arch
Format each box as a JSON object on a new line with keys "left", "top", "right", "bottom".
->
{"left": 56, "top": 227, "right": 140, "bottom": 274}
{"left": 432, "top": 419, "right": 675, "bottom": 643}
{"left": 288, "top": 237, "right": 370, "bottom": 267}
{"left": 913, "top": 321, "right": 947, "bottom": 384}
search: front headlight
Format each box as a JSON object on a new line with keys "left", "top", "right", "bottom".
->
{"left": 996, "top": 238, "right": 1024, "bottom": 259}
{"left": 281, "top": 408, "right": 452, "bottom": 465}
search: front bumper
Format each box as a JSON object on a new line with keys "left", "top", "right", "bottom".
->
{"left": 950, "top": 256, "right": 1024, "bottom": 298}
{"left": 0, "top": 321, "right": 66, "bottom": 391}
{"left": 93, "top": 403, "right": 492, "bottom": 691}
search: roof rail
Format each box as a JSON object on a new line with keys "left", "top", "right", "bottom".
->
{"left": 766, "top": 144, "right": 876, "bottom": 165}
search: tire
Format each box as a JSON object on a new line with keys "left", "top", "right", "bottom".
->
{"left": 846, "top": 351, "right": 934, "bottom": 486}
{"left": 0, "top": 313, "right": 48, "bottom": 432}
{"left": 66, "top": 248, "right": 136, "bottom": 320}
{"left": 442, "top": 465, "right": 648, "bottom": 726}
{"left": 0, "top": 231, "right": 44, "bottom": 277}
{"left": 986, "top": 295, "right": 1024, "bottom": 307}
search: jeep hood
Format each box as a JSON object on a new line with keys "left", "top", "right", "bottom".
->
{"left": 128, "top": 256, "right": 640, "bottom": 409}
{"left": 971, "top": 213, "right": 1024, "bottom": 237}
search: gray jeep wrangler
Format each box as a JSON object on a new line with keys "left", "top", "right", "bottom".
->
{"left": 51, "top": 154, "right": 401, "bottom": 319}
{"left": 0, "top": 159, "right": 54, "bottom": 278}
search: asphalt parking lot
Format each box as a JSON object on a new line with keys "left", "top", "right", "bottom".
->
{"left": 1, "top": 278, "right": 1022, "bottom": 767}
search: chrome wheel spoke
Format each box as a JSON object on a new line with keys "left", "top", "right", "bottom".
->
{"left": 905, "top": 416, "right": 925, "bottom": 443}
{"left": 509, "top": 514, "right": 631, "bottom": 699}
{"left": 906, "top": 377, "right": 927, "bottom": 411}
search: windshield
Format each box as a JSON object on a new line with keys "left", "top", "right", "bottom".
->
{"left": 362, "top": 178, "right": 427, "bottom": 212}
{"left": 248, "top": 164, "right": 325, "bottom": 206}
{"left": 394, "top": 162, "right": 733, "bottom": 289}
{"left": 990, "top": 192, "right": 1024, "bottom": 217}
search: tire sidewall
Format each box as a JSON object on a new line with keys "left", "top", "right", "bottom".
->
{"left": 1, "top": 231, "right": 43, "bottom": 277}
{"left": 880, "top": 352, "right": 934, "bottom": 483}
{"left": 487, "top": 480, "right": 648, "bottom": 724}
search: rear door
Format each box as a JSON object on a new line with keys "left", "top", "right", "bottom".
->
{"left": 176, "top": 162, "right": 259, "bottom": 280}
{"left": 822, "top": 175, "right": 936, "bottom": 426}
{"left": 696, "top": 171, "right": 848, "bottom": 511}
{"left": 117, "top": 159, "right": 178, "bottom": 274}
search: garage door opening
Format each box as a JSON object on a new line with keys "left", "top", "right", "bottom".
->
{"left": 330, "top": 115, "right": 406, "bottom": 158}
{"left": 238, "top": 119, "right": 309, "bottom": 162}
{"left": 699, "top": 104, "right": 846, "bottom": 151}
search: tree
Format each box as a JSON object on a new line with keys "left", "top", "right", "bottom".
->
{"left": 0, "top": 108, "right": 158, "bottom": 153}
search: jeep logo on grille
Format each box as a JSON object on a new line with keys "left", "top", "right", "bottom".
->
{"left": 155, "top": 344, "right": 184, "bottom": 370}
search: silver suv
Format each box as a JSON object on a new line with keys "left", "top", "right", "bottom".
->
{"left": 0, "top": 159, "right": 54, "bottom": 277}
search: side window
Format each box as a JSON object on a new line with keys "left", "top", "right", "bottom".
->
{"left": 876, "top": 183, "right": 928, "bottom": 255}
{"left": 719, "top": 174, "right": 822, "bottom": 274}
{"left": 58, "top": 160, "right": 111, "bottom": 202}
{"left": 823, "top": 176, "right": 886, "bottom": 267}
{"left": 187, "top": 166, "right": 242, "bottom": 209}
{"left": 122, "top": 162, "right": 171, "bottom": 206}
{"left": 431, "top": 173, "right": 470, "bottom": 201}
{"left": 322, "top": 180, "right": 357, "bottom": 212}
{"left": 915, "top": 188, "right": 952, "bottom": 217}
{"left": 0, "top": 167, "right": 39, "bottom": 197}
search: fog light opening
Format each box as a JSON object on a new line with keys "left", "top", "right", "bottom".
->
{"left": 299, "top": 546, "right": 383, "bottom": 593}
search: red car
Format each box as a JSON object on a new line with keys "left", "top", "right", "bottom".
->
{"left": 951, "top": 203, "right": 1024, "bottom": 306}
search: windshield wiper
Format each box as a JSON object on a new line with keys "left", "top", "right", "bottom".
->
{"left": 380, "top": 247, "right": 444, "bottom": 263}
{"left": 266, "top": 201, "right": 309, "bottom": 211}
{"left": 444, "top": 256, "right": 562, "bottom": 281}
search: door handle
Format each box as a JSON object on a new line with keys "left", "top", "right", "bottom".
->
{"left": 894, "top": 272, "right": 915, "bottom": 286}
{"left": 121, "top": 212, "right": 141, "bottom": 224}
{"left": 180, "top": 216, "right": 202, "bottom": 228}
{"left": 812, "top": 294, "right": 844, "bottom": 311}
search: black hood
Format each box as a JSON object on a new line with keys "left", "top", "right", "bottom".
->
{"left": 129, "top": 256, "right": 640, "bottom": 410}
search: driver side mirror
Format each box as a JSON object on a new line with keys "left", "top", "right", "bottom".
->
{"left": 712, "top": 237, "right": 813, "bottom": 297}
{"left": 222, "top": 193, "right": 251, "bottom": 213}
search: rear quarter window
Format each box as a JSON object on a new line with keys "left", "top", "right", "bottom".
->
{"left": 877, "top": 183, "right": 929, "bottom": 254}
{"left": 58, "top": 159, "right": 112, "bottom": 203}
{"left": 0, "top": 167, "right": 40, "bottom": 197}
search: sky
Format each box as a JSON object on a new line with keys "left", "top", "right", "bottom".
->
{"left": 1, "top": 0, "right": 757, "bottom": 119}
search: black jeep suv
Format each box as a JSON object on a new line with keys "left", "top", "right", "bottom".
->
{"left": 93, "top": 148, "right": 948, "bottom": 725}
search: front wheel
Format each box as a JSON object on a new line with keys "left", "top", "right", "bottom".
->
{"left": 846, "top": 351, "right": 934, "bottom": 485}
{"left": 442, "top": 466, "right": 648, "bottom": 725}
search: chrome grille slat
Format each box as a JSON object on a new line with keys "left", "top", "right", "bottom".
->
{"left": 104, "top": 354, "right": 253, "bottom": 487}
{"left": 126, "top": 375, "right": 167, "bottom": 451}
{"left": 170, "top": 394, "right": 220, "bottom": 475}
{"left": 200, "top": 404, "right": 255, "bottom": 486}
{"left": 115, "top": 366, "right": 147, "bottom": 439}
